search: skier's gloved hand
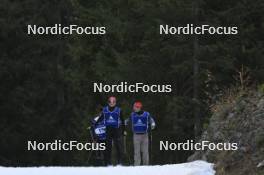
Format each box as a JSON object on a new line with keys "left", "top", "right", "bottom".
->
{"left": 151, "top": 123, "right": 155, "bottom": 130}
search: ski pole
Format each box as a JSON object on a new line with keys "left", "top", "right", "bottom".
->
{"left": 123, "top": 132, "right": 132, "bottom": 165}
{"left": 87, "top": 126, "right": 97, "bottom": 164}
{"left": 149, "top": 129, "right": 153, "bottom": 165}
{"left": 123, "top": 134, "right": 127, "bottom": 154}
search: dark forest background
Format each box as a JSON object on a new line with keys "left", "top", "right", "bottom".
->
{"left": 0, "top": 0, "right": 263, "bottom": 166}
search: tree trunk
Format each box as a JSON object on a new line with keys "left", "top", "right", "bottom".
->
{"left": 193, "top": 0, "right": 201, "bottom": 139}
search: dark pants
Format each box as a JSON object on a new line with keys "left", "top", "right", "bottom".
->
{"left": 105, "top": 127, "right": 123, "bottom": 165}
{"left": 94, "top": 139, "right": 107, "bottom": 166}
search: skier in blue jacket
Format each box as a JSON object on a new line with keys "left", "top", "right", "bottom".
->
{"left": 90, "top": 106, "right": 107, "bottom": 166}
{"left": 96, "top": 96, "right": 125, "bottom": 165}
{"left": 91, "top": 116, "right": 106, "bottom": 141}
{"left": 126, "top": 101, "right": 156, "bottom": 166}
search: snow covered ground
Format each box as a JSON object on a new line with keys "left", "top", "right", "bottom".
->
{"left": 0, "top": 161, "right": 215, "bottom": 175}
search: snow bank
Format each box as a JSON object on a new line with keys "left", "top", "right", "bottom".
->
{"left": 0, "top": 161, "right": 215, "bottom": 175}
